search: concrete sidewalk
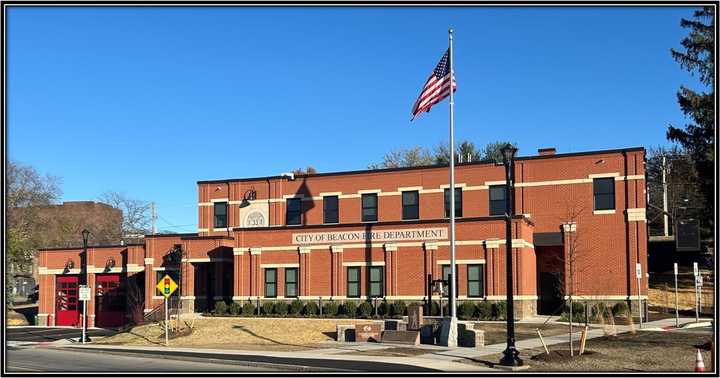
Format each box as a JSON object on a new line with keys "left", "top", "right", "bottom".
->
{"left": 52, "top": 317, "right": 711, "bottom": 372}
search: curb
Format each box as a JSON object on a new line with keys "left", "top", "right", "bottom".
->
{"left": 59, "top": 346, "right": 439, "bottom": 372}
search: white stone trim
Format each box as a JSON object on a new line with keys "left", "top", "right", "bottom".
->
{"left": 283, "top": 194, "right": 305, "bottom": 199}
{"left": 39, "top": 268, "right": 82, "bottom": 275}
{"left": 420, "top": 188, "right": 443, "bottom": 194}
{"left": 88, "top": 266, "right": 145, "bottom": 273}
{"left": 440, "top": 183, "right": 467, "bottom": 189}
{"left": 198, "top": 202, "right": 212, "bottom": 206}
{"left": 331, "top": 245, "right": 344, "bottom": 253}
{"left": 246, "top": 238, "right": 533, "bottom": 254}
{"left": 260, "top": 263, "right": 300, "bottom": 268}
{"left": 181, "top": 257, "right": 233, "bottom": 263}
{"left": 197, "top": 228, "right": 209, "bottom": 232}
{"left": 180, "top": 296, "right": 196, "bottom": 299}
{"left": 384, "top": 296, "right": 427, "bottom": 300}
{"left": 515, "top": 179, "right": 588, "bottom": 187}
{"left": 357, "top": 189, "right": 382, "bottom": 194}
{"left": 563, "top": 295, "right": 648, "bottom": 300}
{"left": 424, "top": 241, "right": 439, "bottom": 250}
{"left": 484, "top": 180, "right": 506, "bottom": 186}
{"left": 213, "top": 227, "right": 230, "bottom": 232}
{"left": 319, "top": 192, "right": 343, "bottom": 197}
{"left": 593, "top": 209, "right": 616, "bottom": 215}
{"left": 342, "top": 261, "right": 385, "bottom": 267}
{"left": 384, "top": 243, "right": 398, "bottom": 252}
{"left": 233, "top": 247, "right": 246, "bottom": 255}
{"left": 485, "top": 295, "right": 539, "bottom": 300}
{"left": 464, "top": 185, "right": 489, "bottom": 191}
{"left": 436, "top": 259, "right": 486, "bottom": 265}
{"left": 250, "top": 248, "right": 262, "bottom": 255}
{"left": 588, "top": 173, "right": 619, "bottom": 179}
{"left": 484, "top": 239, "right": 500, "bottom": 249}
{"left": 398, "top": 186, "right": 423, "bottom": 192}
{"left": 152, "top": 295, "right": 165, "bottom": 299}
{"left": 144, "top": 258, "right": 154, "bottom": 265}
{"left": 210, "top": 198, "right": 229, "bottom": 203}
{"left": 562, "top": 222, "right": 577, "bottom": 232}
{"left": 298, "top": 246, "right": 311, "bottom": 254}
{"left": 626, "top": 208, "right": 646, "bottom": 222}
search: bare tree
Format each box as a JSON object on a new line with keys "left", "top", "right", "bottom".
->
{"left": 555, "top": 194, "right": 592, "bottom": 357}
{"left": 98, "top": 191, "right": 151, "bottom": 244}
{"left": 291, "top": 166, "right": 318, "bottom": 175}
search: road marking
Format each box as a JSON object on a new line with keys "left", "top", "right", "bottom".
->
{"left": 7, "top": 365, "right": 44, "bottom": 372}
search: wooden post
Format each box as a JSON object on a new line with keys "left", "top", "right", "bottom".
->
{"left": 579, "top": 325, "right": 589, "bottom": 355}
{"left": 536, "top": 328, "right": 549, "bottom": 354}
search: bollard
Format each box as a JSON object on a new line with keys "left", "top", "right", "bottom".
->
{"left": 319, "top": 297, "right": 323, "bottom": 317}
{"left": 257, "top": 297, "right": 261, "bottom": 316}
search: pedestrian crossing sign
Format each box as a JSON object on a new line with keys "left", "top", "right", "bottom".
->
{"left": 156, "top": 275, "right": 178, "bottom": 299}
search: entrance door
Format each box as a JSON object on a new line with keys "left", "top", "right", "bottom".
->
{"left": 55, "top": 275, "right": 80, "bottom": 326}
{"left": 95, "top": 274, "right": 125, "bottom": 328}
{"left": 538, "top": 272, "right": 563, "bottom": 314}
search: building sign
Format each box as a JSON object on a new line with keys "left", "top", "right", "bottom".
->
{"left": 292, "top": 227, "right": 447, "bottom": 245}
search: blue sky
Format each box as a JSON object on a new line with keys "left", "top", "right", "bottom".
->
{"left": 7, "top": 6, "right": 702, "bottom": 232}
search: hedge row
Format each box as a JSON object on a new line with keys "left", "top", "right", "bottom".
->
{"left": 559, "top": 301, "right": 631, "bottom": 322}
{"left": 209, "top": 299, "right": 507, "bottom": 320}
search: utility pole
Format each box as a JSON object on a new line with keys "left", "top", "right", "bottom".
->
{"left": 662, "top": 155, "right": 669, "bottom": 237}
{"left": 151, "top": 202, "right": 157, "bottom": 235}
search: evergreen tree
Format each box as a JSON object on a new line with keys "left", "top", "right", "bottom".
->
{"left": 666, "top": 7, "right": 714, "bottom": 229}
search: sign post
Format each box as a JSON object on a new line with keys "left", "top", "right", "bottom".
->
{"left": 693, "top": 262, "right": 699, "bottom": 323}
{"left": 636, "top": 263, "right": 642, "bottom": 329}
{"left": 156, "top": 275, "right": 178, "bottom": 347}
{"left": 673, "top": 263, "right": 679, "bottom": 328}
{"left": 79, "top": 285, "right": 91, "bottom": 344}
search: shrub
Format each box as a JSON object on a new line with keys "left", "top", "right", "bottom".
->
{"left": 229, "top": 301, "right": 242, "bottom": 316}
{"left": 344, "top": 301, "right": 358, "bottom": 318}
{"left": 358, "top": 301, "right": 373, "bottom": 318}
{"left": 378, "top": 301, "right": 390, "bottom": 317}
{"left": 305, "top": 301, "right": 319, "bottom": 317}
{"left": 492, "top": 301, "right": 507, "bottom": 320}
{"left": 390, "top": 300, "right": 407, "bottom": 317}
{"left": 477, "top": 301, "right": 493, "bottom": 320}
{"left": 322, "top": 301, "right": 339, "bottom": 317}
{"left": 275, "top": 301, "right": 289, "bottom": 316}
{"left": 430, "top": 301, "right": 440, "bottom": 316}
{"left": 458, "top": 301, "right": 477, "bottom": 320}
{"left": 612, "top": 301, "right": 630, "bottom": 317}
{"left": 241, "top": 302, "right": 255, "bottom": 316}
{"left": 289, "top": 299, "right": 305, "bottom": 316}
{"left": 214, "top": 301, "right": 228, "bottom": 316}
{"left": 262, "top": 301, "right": 275, "bottom": 316}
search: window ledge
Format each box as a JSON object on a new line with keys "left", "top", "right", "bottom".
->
{"left": 593, "top": 209, "right": 616, "bottom": 215}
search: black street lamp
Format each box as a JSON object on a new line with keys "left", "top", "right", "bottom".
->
{"left": 499, "top": 144, "right": 522, "bottom": 367}
{"left": 81, "top": 229, "right": 91, "bottom": 342}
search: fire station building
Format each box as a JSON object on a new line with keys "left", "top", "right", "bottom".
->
{"left": 37, "top": 146, "right": 648, "bottom": 327}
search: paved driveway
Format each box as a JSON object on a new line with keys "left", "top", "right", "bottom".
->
{"left": 6, "top": 327, "right": 117, "bottom": 342}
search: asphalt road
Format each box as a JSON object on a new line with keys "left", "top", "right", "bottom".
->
{"left": 6, "top": 347, "right": 282, "bottom": 372}
{"left": 7, "top": 327, "right": 117, "bottom": 342}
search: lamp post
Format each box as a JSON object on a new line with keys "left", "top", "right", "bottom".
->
{"left": 499, "top": 144, "right": 522, "bottom": 367}
{"left": 81, "top": 229, "right": 91, "bottom": 342}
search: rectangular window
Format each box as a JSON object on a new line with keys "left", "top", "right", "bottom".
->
{"left": 285, "top": 268, "right": 298, "bottom": 298}
{"left": 444, "top": 188, "right": 463, "bottom": 218}
{"left": 264, "top": 268, "right": 277, "bottom": 298}
{"left": 402, "top": 191, "right": 419, "bottom": 220}
{"left": 369, "top": 266, "right": 384, "bottom": 297}
{"left": 489, "top": 185, "right": 507, "bottom": 216}
{"left": 347, "top": 267, "right": 360, "bottom": 298}
{"left": 593, "top": 178, "right": 615, "bottom": 210}
{"left": 323, "top": 196, "right": 339, "bottom": 224}
{"left": 361, "top": 193, "right": 378, "bottom": 222}
{"left": 214, "top": 202, "right": 228, "bottom": 228}
{"left": 442, "top": 264, "right": 459, "bottom": 298}
{"left": 467, "top": 265, "right": 485, "bottom": 298}
{"left": 286, "top": 198, "right": 302, "bottom": 225}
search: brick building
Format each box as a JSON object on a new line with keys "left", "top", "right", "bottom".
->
{"left": 37, "top": 146, "right": 648, "bottom": 327}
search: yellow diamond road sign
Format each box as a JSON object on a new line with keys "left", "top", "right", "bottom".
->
{"left": 156, "top": 274, "right": 178, "bottom": 299}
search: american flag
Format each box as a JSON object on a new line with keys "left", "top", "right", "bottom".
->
{"left": 411, "top": 49, "right": 457, "bottom": 121}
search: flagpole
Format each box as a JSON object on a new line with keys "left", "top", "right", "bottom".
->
{"left": 448, "top": 28, "right": 458, "bottom": 339}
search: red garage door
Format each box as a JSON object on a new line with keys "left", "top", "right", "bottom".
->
{"left": 95, "top": 274, "right": 125, "bottom": 328}
{"left": 55, "top": 276, "right": 80, "bottom": 327}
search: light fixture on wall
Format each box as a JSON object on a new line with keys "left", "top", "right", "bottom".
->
{"left": 104, "top": 257, "right": 116, "bottom": 272}
{"left": 63, "top": 259, "right": 75, "bottom": 274}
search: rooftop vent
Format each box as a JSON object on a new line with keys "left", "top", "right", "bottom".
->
{"left": 538, "top": 148, "right": 556, "bottom": 156}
